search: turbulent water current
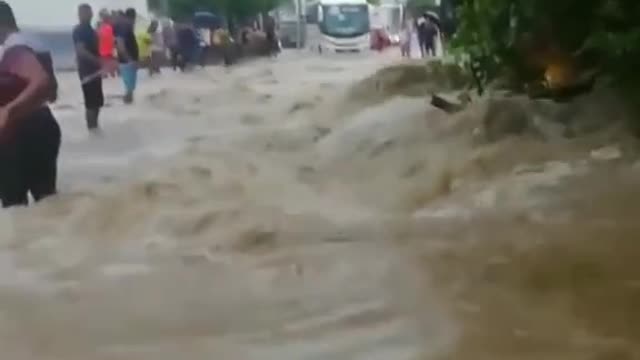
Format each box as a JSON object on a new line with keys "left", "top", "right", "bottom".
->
{"left": 0, "top": 51, "right": 639, "bottom": 360}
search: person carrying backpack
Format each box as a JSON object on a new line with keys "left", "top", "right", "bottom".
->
{"left": 0, "top": 1, "right": 61, "bottom": 207}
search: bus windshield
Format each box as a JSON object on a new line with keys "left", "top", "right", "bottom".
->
{"left": 320, "top": 4, "right": 370, "bottom": 38}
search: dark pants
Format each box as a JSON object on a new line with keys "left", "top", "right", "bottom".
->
{"left": 178, "top": 45, "right": 196, "bottom": 71}
{"left": 220, "top": 45, "right": 233, "bottom": 66}
{"left": 419, "top": 37, "right": 434, "bottom": 57}
{"left": 266, "top": 33, "right": 279, "bottom": 56}
{"left": 81, "top": 77, "right": 104, "bottom": 129}
{"left": 169, "top": 47, "right": 179, "bottom": 70}
{"left": 425, "top": 42, "right": 435, "bottom": 56}
{"left": 0, "top": 107, "right": 61, "bottom": 208}
{"left": 149, "top": 51, "right": 164, "bottom": 75}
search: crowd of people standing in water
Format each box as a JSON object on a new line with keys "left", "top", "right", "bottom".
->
{"left": 0, "top": 0, "right": 377, "bottom": 208}
{"left": 0, "top": 1, "right": 272, "bottom": 208}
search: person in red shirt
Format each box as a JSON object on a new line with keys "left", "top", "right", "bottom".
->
{"left": 0, "top": 1, "right": 61, "bottom": 207}
{"left": 98, "top": 9, "right": 117, "bottom": 77}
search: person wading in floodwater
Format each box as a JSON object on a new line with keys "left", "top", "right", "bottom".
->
{"left": 418, "top": 13, "right": 438, "bottom": 57}
{"left": 0, "top": 1, "right": 61, "bottom": 207}
{"left": 161, "top": 19, "right": 179, "bottom": 71}
{"left": 98, "top": 9, "right": 117, "bottom": 78}
{"left": 148, "top": 20, "right": 164, "bottom": 76}
{"left": 416, "top": 13, "right": 437, "bottom": 58}
{"left": 114, "top": 8, "right": 139, "bottom": 104}
{"left": 73, "top": 3, "right": 105, "bottom": 132}
{"left": 264, "top": 14, "right": 279, "bottom": 57}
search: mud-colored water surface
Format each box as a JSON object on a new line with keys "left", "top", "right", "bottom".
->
{"left": 0, "top": 51, "right": 638, "bottom": 360}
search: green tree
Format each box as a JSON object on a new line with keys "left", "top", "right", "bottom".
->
{"left": 406, "top": 0, "right": 437, "bottom": 14}
{"left": 452, "top": 0, "right": 640, "bottom": 95}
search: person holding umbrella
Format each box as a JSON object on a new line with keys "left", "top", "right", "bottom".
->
{"left": 417, "top": 12, "right": 439, "bottom": 58}
{"left": 425, "top": 11, "right": 444, "bottom": 56}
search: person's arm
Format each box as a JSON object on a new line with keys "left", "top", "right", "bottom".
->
{"left": 76, "top": 42, "right": 102, "bottom": 66}
{"left": 115, "top": 36, "right": 132, "bottom": 63}
{"left": 3, "top": 47, "right": 50, "bottom": 122}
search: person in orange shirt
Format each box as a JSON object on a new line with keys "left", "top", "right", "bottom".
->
{"left": 97, "top": 9, "right": 117, "bottom": 77}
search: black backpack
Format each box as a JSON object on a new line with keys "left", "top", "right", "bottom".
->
{"left": 1, "top": 32, "right": 59, "bottom": 104}
{"left": 35, "top": 50, "right": 58, "bottom": 103}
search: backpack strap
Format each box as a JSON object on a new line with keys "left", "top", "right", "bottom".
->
{"left": 1, "top": 32, "right": 58, "bottom": 103}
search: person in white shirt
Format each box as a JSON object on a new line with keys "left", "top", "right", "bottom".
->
{"left": 399, "top": 20, "right": 412, "bottom": 58}
{"left": 148, "top": 20, "right": 164, "bottom": 76}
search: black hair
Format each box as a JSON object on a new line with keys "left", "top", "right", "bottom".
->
{"left": 78, "top": 3, "right": 92, "bottom": 14}
{"left": 125, "top": 8, "right": 136, "bottom": 19}
{"left": 0, "top": 1, "right": 18, "bottom": 29}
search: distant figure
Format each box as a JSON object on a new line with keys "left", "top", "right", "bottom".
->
{"left": 161, "top": 20, "right": 178, "bottom": 71}
{"left": 213, "top": 27, "right": 234, "bottom": 66}
{"left": 136, "top": 25, "right": 152, "bottom": 72}
{"left": 97, "top": 9, "right": 116, "bottom": 77}
{"left": 148, "top": 20, "right": 164, "bottom": 76}
{"left": 197, "top": 25, "right": 211, "bottom": 66}
{"left": 193, "top": 27, "right": 206, "bottom": 66}
{"left": 241, "top": 26, "right": 250, "bottom": 46}
{"left": 417, "top": 14, "right": 437, "bottom": 57}
{"left": 264, "top": 15, "right": 278, "bottom": 57}
{"left": 73, "top": 3, "right": 104, "bottom": 132}
{"left": 114, "top": 8, "right": 139, "bottom": 104}
{"left": 176, "top": 22, "right": 198, "bottom": 71}
{"left": 0, "top": 1, "right": 61, "bottom": 207}
{"left": 148, "top": 20, "right": 165, "bottom": 75}
{"left": 399, "top": 20, "right": 412, "bottom": 58}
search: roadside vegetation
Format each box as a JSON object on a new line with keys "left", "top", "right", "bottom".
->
{"left": 450, "top": 0, "right": 640, "bottom": 106}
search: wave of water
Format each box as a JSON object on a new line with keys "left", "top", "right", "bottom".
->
{"left": 0, "top": 52, "right": 638, "bottom": 359}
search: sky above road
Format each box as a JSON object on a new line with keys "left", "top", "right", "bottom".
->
{"left": 7, "top": 0, "right": 149, "bottom": 28}
{"left": 8, "top": 0, "right": 78, "bottom": 27}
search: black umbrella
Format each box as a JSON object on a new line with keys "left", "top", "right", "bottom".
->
{"left": 423, "top": 11, "right": 441, "bottom": 27}
{"left": 193, "top": 11, "right": 222, "bottom": 29}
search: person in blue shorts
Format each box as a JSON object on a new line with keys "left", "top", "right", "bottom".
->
{"left": 114, "top": 8, "right": 139, "bottom": 104}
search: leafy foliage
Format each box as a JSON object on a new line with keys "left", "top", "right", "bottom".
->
{"left": 451, "top": 0, "right": 640, "bottom": 94}
{"left": 406, "top": 0, "right": 437, "bottom": 12}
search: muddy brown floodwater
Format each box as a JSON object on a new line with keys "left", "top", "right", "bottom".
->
{"left": 0, "top": 51, "right": 638, "bottom": 360}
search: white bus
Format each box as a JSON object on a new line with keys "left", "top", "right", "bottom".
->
{"left": 310, "top": 0, "right": 371, "bottom": 53}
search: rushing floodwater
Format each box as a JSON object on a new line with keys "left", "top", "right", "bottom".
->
{"left": 0, "top": 50, "right": 639, "bottom": 360}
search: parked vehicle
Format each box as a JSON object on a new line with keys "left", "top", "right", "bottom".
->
{"left": 309, "top": 0, "right": 371, "bottom": 53}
